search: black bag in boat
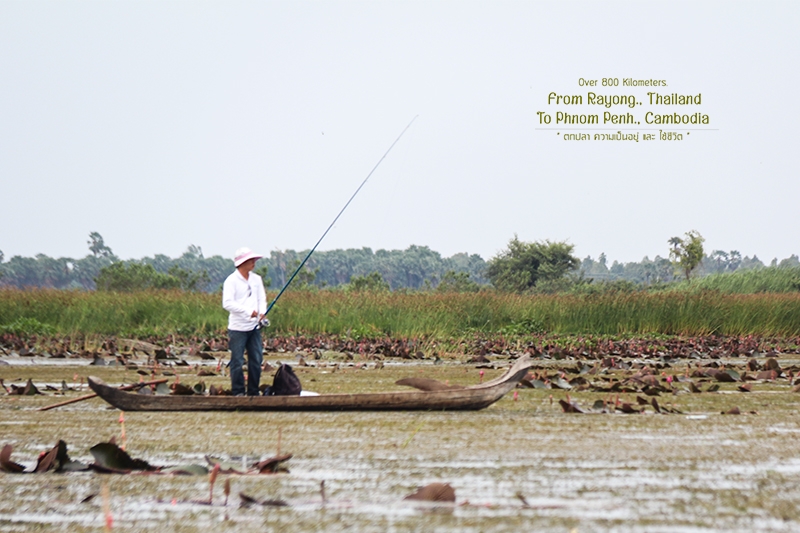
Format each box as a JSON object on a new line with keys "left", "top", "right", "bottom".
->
{"left": 268, "top": 364, "right": 302, "bottom": 396}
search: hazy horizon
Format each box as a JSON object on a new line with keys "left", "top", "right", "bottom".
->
{"left": 0, "top": 232, "right": 788, "bottom": 267}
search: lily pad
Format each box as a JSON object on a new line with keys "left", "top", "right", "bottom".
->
{"left": 404, "top": 482, "right": 456, "bottom": 503}
{"left": 0, "top": 444, "right": 25, "bottom": 473}
{"left": 616, "top": 403, "right": 643, "bottom": 414}
{"left": 205, "top": 455, "right": 248, "bottom": 474}
{"left": 35, "top": 440, "right": 69, "bottom": 473}
{"left": 171, "top": 383, "right": 195, "bottom": 395}
{"left": 23, "top": 379, "right": 42, "bottom": 396}
{"left": 717, "top": 369, "right": 740, "bottom": 382}
{"left": 558, "top": 399, "right": 585, "bottom": 413}
{"left": 253, "top": 454, "right": 292, "bottom": 474}
{"left": 239, "top": 492, "right": 260, "bottom": 507}
{"left": 90, "top": 442, "right": 153, "bottom": 472}
{"left": 756, "top": 370, "right": 778, "bottom": 381}
{"left": 161, "top": 464, "right": 209, "bottom": 476}
{"left": 550, "top": 378, "right": 572, "bottom": 390}
{"left": 650, "top": 398, "right": 662, "bottom": 414}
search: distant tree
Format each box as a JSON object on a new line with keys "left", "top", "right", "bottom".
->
{"left": 668, "top": 236, "right": 682, "bottom": 254}
{"left": 394, "top": 245, "right": 444, "bottom": 289}
{"left": 709, "top": 250, "right": 729, "bottom": 273}
{"left": 728, "top": 250, "right": 742, "bottom": 271}
{"left": 436, "top": 270, "right": 481, "bottom": 293}
{"left": 739, "top": 255, "right": 764, "bottom": 270}
{"left": 445, "top": 252, "right": 489, "bottom": 285}
{"left": 779, "top": 255, "right": 800, "bottom": 268}
{"left": 284, "top": 259, "right": 322, "bottom": 290}
{"left": 486, "top": 235, "right": 579, "bottom": 293}
{"left": 35, "top": 254, "right": 72, "bottom": 288}
{"left": 258, "top": 246, "right": 487, "bottom": 291}
{"left": 95, "top": 263, "right": 208, "bottom": 292}
{"left": 88, "top": 232, "right": 113, "bottom": 258}
{"left": 254, "top": 265, "right": 272, "bottom": 290}
{"left": 347, "top": 271, "right": 391, "bottom": 292}
{"left": 579, "top": 254, "right": 613, "bottom": 282}
{"left": 96, "top": 263, "right": 164, "bottom": 291}
{"left": 185, "top": 244, "right": 203, "bottom": 258}
{"left": 668, "top": 230, "right": 705, "bottom": 280}
{"left": 165, "top": 265, "right": 210, "bottom": 291}
{"left": 69, "top": 254, "right": 115, "bottom": 289}
{"left": 0, "top": 255, "right": 48, "bottom": 288}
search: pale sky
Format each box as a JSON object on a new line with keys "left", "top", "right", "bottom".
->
{"left": 1, "top": 1, "right": 798, "bottom": 264}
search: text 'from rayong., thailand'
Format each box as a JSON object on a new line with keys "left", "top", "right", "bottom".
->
{"left": 536, "top": 77, "right": 715, "bottom": 142}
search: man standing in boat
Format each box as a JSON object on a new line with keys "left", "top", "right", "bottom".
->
{"left": 222, "top": 247, "right": 268, "bottom": 396}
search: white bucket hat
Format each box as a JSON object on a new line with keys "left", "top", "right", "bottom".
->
{"left": 234, "top": 247, "right": 262, "bottom": 267}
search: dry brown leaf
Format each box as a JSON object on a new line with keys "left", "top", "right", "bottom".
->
{"left": 558, "top": 399, "right": 586, "bottom": 413}
{"left": 617, "top": 403, "right": 642, "bottom": 414}
{"left": 252, "top": 454, "right": 292, "bottom": 474}
{"left": 650, "top": 398, "right": 661, "bottom": 414}
{"left": 404, "top": 482, "right": 456, "bottom": 503}
{"left": 0, "top": 444, "right": 25, "bottom": 473}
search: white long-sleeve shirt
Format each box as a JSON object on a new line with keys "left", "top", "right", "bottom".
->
{"left": 222, "top": 270, "right": 267, "bottom": 331}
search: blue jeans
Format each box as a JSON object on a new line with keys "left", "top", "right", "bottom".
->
{"left": 228, "top": 328, "right": 263, "bottom": 396}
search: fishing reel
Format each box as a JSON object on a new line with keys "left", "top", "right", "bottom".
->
{"left": 258, "top": 316, "right": 271, "bottom": 328}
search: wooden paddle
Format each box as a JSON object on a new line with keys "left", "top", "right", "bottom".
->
{"left": 38, "top": 378, "right": 169, "bottom": 411}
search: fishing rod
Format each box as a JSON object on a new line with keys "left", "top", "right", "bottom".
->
{"left": 264, "top": 115, "right": 418, "bottom": 317}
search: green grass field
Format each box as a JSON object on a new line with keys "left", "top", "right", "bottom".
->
{"left": 1, "top": 287, "right": 799, "bottom": 340}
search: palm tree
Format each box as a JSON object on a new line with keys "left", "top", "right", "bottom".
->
{"left": 710, "top": 250, "right": 729, "bottom": 273}
{"left": 728, "top": 250, "right": 742, "bottom": 271}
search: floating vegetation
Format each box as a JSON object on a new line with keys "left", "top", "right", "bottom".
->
{"left": 1, "top": 438, "right": 290, "bottom": 477}
{"left": 4, "top": 335, "right": 800, "bottom": 530}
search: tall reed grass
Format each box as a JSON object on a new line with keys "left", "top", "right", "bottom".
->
{"left": 667, "top": 266, "right": 800, "bottom": 294}
{"left": 1, "top": 288, "right": 799, "bottom": 339}
{"left": 0, "top": 289, "right": 223, "bottom": 338}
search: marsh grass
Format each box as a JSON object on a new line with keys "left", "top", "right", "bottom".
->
{"left": 668, "top": 266, "right": 800, "bottom": 294}
{"left": 1, "top": 288, "right": 799, "bottom": 339}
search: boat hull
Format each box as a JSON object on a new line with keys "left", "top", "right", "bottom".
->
{"left": 87, "top": 356, "right": 532, "bottom": 412}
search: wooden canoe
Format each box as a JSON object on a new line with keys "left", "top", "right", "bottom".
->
{"left": 87, "top": 356, "right": 533, "bottom": 412}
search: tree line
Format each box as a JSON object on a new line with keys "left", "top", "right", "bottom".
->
{"left": 0, "top": 231, "right": 797, "bottom": 293}
{"left": 0, "top": 234, "right": 488, "bottom": 292}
